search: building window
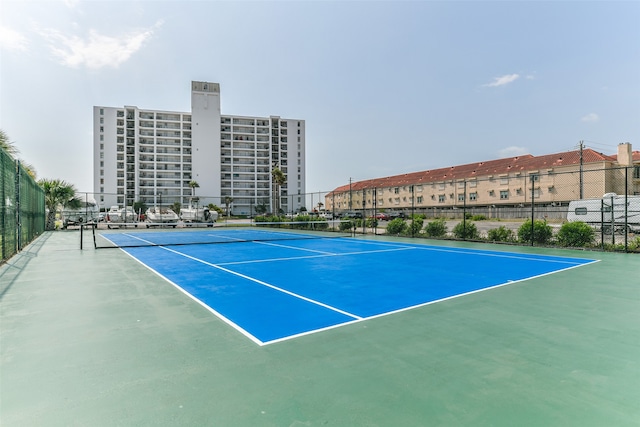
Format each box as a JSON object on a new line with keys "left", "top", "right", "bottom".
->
{"left": 634, "top": 166, "right": 640, "bottom": 179}
{"left": 417, "top": 196, "right": 423, "bottom": 203}
{"left": 500, "top": 190, "right": 509, "bottom": 199}
{"left": 470, "top": 192, "right": 477, "bottom": 201}
{"left": 438, "top": 194, "right": 445, "bottom": 203}
{"left": 100, "top": 108, "right": 104, "bottom": 115}
{"left": 458, "top": 194, "right": 465, "bottom": 202}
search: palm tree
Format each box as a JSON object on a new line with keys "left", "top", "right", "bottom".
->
{"left": 0, "top": 129, "right": 19, "bottom": 157}
{"left": 271, "top": 167, "right": 286, "bottom": 215}
{"left": 1, "top": 129, "right": 37, "bottom": 178}
{"left": 188, "top": 180, "right": 200, "bottom": 197}
{"left": 38, "top": 178, "right": 80, "bottom": 230}
{"left": 224, "top": 196, "right": 233, "bottom": 217}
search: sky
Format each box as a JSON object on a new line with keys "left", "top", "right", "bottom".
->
{"left": 1, "top": 0, "right": 639, "bottom": 194}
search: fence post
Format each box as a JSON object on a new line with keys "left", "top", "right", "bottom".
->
{"left": 15, "top": 160, "right": 21, "bottom": 252}
{"left": 530, "top": 175, "right": 535, "bottom": 246}
{"left": 624, "top": 167, "right": 628, "bottom": 252}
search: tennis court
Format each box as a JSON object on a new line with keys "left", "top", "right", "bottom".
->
{"left": 2, "top": 229, "right": 639, "bottom": 426}
{"left": 96, "top": 226, "right": 597, "bottom": 345}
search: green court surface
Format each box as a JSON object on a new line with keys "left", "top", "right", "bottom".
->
{"left": 1, "top": 231, "right": 639, "bottom": 426}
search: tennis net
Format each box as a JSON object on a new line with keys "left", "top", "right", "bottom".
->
{"left": 87, "top": 220, "right": 354, "bottom": 249}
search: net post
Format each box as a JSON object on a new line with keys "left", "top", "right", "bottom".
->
{"left": 80, "top": 223, "right": 83, "bottom": 250}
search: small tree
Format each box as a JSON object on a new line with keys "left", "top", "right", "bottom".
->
{"left": 556, "top": 221, "right": 594, "bottom": 247}
{"left": 39, "top": 178, "right": 80, "bottom": 230}
{"left": 518, "top": 219, "right": 553, "bottom": 245}
{"left": 424, "top": 218, "right": 448, "bottom": 238}
{"left": 271, "top": 167, "right": 286, "bottom": 215}
{"left": 170, "top": 202, "right": 181, "bottom": 215}
{"left": 188, "top": 180, "right": 200, "bottom": 196}
{"left": 453, "top": 221, "right": 479, "bottom": 239}
{"left": 224, "top": 197, "right": 234, "bottom": 217}
{"left": 408, "top": 217, "right": 424, "bottom": 236}
{"left": 254, "top": 199, "right": 269, "bottom": 215}
{"left": 0, "top": 129, "right": 19, "bottom": 157}
{"left": 487, "top": 226, "right": 515, "bottom": 242}
{"left": 208, "top": 203, "right": 224, "bottom": 216}
{"left": 386, "top": 218, "right": 407, "bottom": 235}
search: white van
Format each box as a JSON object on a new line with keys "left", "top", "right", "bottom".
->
{"left": 61, "top": 198, "right": 99, "bottom": 228}
{"left": 567, "top": 193, "right": 640, "bottom": 233}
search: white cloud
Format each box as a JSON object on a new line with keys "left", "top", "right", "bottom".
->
{"left": 498, "top": 146, "right": 529, "bottom": 158}
{"left": 483, "top": 73, "right": 520, "bottom": 87}
{"left": 38, "top": 20, "right": 163, "bottom": 69}
{"left": 581, "top": 113, "right": 599, "bottom": 123}
{"left": 0, "top": 26, "right": 29, "bottom": 51}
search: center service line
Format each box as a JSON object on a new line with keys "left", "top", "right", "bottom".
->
{"left": 122, "top": 234, "right": 363, "bottom": 320}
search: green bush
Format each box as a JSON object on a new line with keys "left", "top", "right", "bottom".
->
{"left": 628, "top": 236, "right": 640, "bottom": 252}
{"left": 386, "top": 218, "right": 407, "bottom": 235}
{"left": 518, "top": 219, "right": 553, "bottom": 244}
{"left": 408, "top": 217, "right": 424, "bottom": 236}
{"left": 254, "top": 215, "right": 283, "bottom": 223}
{"left": 339, "top": 220, "right": 355, "bottom": 231}
{"left": 487, "top": 226, "right": 514, "bottom": 242}
{"left": 365, "top": 217, "right": 378, "bottom": 228}
{"left": 424, "top": 218, "right": 448, "bottom": 238}
{"left": 556, "top": 221, "right": 595, "bottom": 247}
{"left": 452, "top": 221, "right": 479, "bottom": 239}
{"left": 471, "top": 214, "right": 487, "bottom": 221}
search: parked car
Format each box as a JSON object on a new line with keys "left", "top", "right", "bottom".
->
{"left": 372, "top": 212, "right": 390, "bottom": 221}
{"left": 342, "top": 211, "right": 363, "bottom": 219}
{"left": 388, "top": 211, "right": 406, "bottom": 220}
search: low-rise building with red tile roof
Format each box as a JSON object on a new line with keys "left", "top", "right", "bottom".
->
{"left": 325, "top": 143, "right": 639, "bottom": 214}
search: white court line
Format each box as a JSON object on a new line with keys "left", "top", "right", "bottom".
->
{"left": 255, "top": 240, "right": 337, "bottom": 255}
{"left": 216, "top": 245, "right": 416, "bottom": 266}
{"left": 122, "top": 233, "right": 363, "bottom": 321}
{"left": 349, "top": 238, "right": 596, "bottom": 265}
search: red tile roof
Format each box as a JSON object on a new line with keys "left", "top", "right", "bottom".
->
{"left": 330, "top": 148, "right": 616, "bottom": 193}
{"left": 611, "top": 150, "right": 640, "bottom": 162}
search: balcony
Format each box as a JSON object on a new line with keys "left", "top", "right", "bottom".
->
{"left": 156, "top": 113, "right": 180, "bottom": 121}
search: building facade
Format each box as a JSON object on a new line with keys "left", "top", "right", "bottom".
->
{"left": 326, "top": 143, "right": 640, "bottom": 215}
{"left": 93, "top": 81, "right": 306, "bottom": 215}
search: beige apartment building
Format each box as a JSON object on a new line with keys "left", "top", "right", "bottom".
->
{"left": 326, "top": 143, "right": 640, "bottom": 214}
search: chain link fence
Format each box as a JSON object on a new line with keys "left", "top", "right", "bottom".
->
{"left": 1, "top": 148, "right": 46, "bottom": 264}
{"left": 93, "top": 164, "right": 639, "bottom": 252}
{"left": 322, "top": 165, "right": 640, "bottom": 253}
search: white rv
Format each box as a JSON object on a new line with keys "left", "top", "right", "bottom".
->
{"left": 567, "top": 193, "right": 640, "bottom": 233}
{"left": 61, "top": 197, "right": 99, "bottom": 228}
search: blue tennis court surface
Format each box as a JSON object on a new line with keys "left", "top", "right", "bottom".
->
{"left": 109, "top": 232, "right": 598, "bottom": 345}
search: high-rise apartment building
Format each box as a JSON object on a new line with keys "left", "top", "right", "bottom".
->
{"left": 93, "top": 81, "right": 306, "bottom": 215}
